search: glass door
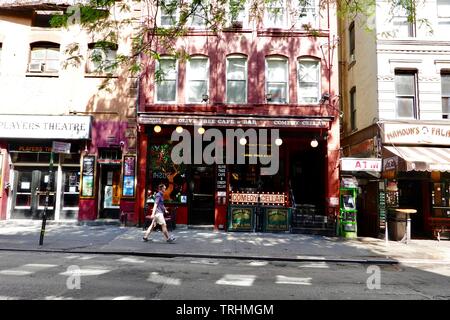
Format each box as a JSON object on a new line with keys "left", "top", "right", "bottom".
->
{"left": 98, "top": 165, "right": 121, "bottom": 219}
{"left": 188, "top": 165, "right": 215, "bottom": 225}
{"left": 12, "top": 168, "right": 56, "bottom": 219}
{"left": 60, "top": 169, "right": 80, "bottom": 220}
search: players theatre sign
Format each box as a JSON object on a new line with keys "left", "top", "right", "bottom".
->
{"left": 0, "top": 115, "right": 92, "bottom": 140}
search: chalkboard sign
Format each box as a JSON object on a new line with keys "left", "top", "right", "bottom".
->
{"left": 379, "top": 191, "right": 386, "bottom": 229}
{"left": 80, "top": 155, "right": 96, "bottom": 198}
{"left": 228, "top": 206, "right": 254, "bottom": 231}
{"left": 216, "top": 164, "right": 227, "bottom": 191}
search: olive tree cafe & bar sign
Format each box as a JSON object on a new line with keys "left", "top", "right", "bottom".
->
{"left": 0, "top": 115, "right": 92, "bottom": 139}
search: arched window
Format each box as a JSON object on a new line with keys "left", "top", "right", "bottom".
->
{"left": 186, "top": 56, "right": 209, "bottom": 103}
{"left": 266, "top": 56, "right": 288, "bottom": 104}
{"left": 226, "top": 55, "right": 247, "bottom": 103}
{"left": 298, "top": 57, "right": 320, "bottom": 104}
{"left": 29, "top": 42, "right": 60, "bottom": 73}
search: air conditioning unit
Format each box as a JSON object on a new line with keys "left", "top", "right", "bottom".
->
{"left": 350, "top": 53, "right": 356, "bottom": 63}
{"left": 230, "top": 20, "right": 243, "bottom": 28}
{"left": 28, "top": 62, "right": 44, "bottom": 73}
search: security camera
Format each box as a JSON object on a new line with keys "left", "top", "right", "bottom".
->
{"left": 119, "top": 141, "right": 125, "bottom": 147}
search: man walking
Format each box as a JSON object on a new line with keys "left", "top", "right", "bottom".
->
{"left": 143, "top": 184, "right": 176, "bottom": 243}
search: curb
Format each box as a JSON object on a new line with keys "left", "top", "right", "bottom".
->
{"left": 0, "top": 247, "right": 399, "bottom": 265}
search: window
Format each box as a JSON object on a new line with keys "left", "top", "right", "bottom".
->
{"left": 350, "top": 87, "right": 356, "bottom": 130}
{"left": 298, "top": 0, "right": 317, "bottom": 28}
{"left": 265, "top": 0, "right": 286, "bottom": 28}
{"left": 437, "top": 0, "right": 450, "bottom": 36}
{"left": 392, "top": 5, "right": 415, "bottom": 37}
{"left": 32, "top": 10, "right": 63, "bottom": 28}
{"left": 349, "top": 21, "right": 355, "bottom": 62}
{"left": 86, "top": 43, "right": 118, "bottom": 74}
{"left": 298, "top": 58, "right": 320, "bottom": 104}
{"left": 186, "top": 57, "right": 209, "bottom": 103}
{"left": 395, "top": 71, "right": 418, "bottom": 119}
{"left": 266, "top": 57, "right": 288, "bottom": 103}
{"left": 29, "top": 42, "right": 60, "bottom": 73}
{"left": 228, "top": 0, "right": 246, "bottom": 27}
{"left": 227, "top": 55, "right": 247, "bottom": 103}
{"left": 190, "top": 0, "right": 208, "bottom": 27}
{"left": 156, "top": 57, "right": 177, "bottom": 103}
{"left": 159, "top": 0, "right": 179, "bottom": 27}
{"left": 441, "top": 72, "right": 450, "bottom": 119}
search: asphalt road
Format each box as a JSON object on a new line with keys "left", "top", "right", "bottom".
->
{"left": 0, "top": 250, "right": 449, "bottom": 300}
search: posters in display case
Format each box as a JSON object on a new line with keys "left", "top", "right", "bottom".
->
{"left": 121, "top": 155, "right": 136, "bottom": 198}
{"left": 80, "top": 155, "right": 96, "bottom": 198}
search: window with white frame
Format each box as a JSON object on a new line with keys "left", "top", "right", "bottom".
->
{"left": 392, "top": 5, "right": 415, "bottom": 37}
{"left": 350, "top": 87, "right": 356, "bottom": 130}
{"left": 156, "top": 57, "right": 178, "bottom": 103}
{"left": 266, "top": 57, "right": 288, "bottom": 104}
{"left": 297, "top": 0, "right": 318, "bottom": 28}
{"left": 186, "top": 57, "right": 209, "bottom": 103}
{"left": 29, "top": 42, "right": 60, "bottom": 73}
{"left": 265, "top": 0, "right": 287, "bottom": 28}
{"left": 441, "top": 72, "right": 450, "bottom": 119}
{"left": 395, "top": 70, "right": 418, "bottom": 119}
{"left": 159, "top": 0, "right": 179, "bottom": 27}
{"left": 190, "top": 0, "right": 208, "bottom": 27}
{"left": 226, "top": 55, "right": 247, "bottom": 103}
{"left": 298, "top": 58, "right": 320, "bottom": 104}
{"left": 86, "top": 42, "right": 118, "bottom": 74}
{"left": 349, "top": 21, "right": 355, "bottom": 62}
{"left": 437, "top": 0, "right": 450, "bottom": 36}
{"left": 228, "top": 0, "right": 247, "bottom": 28}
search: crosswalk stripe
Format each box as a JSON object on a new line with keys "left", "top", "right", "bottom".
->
{"left": 147, "top": 272, "right": 181, "bottom": 286}
{"left": 216, "top": 274, "right": 256, "bottom": 287}
{"left": 0, "top": 264, "right": 58, "bottom": 276}
{"left": 276, "top": 275, "right": 312, "bottom": 286}
{"left": 59, "top": 266, "right": 112, "bottom": 276}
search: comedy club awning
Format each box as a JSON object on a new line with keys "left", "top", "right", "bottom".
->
{"left": 384, "top": 146, "right": 450, "bottom": 172}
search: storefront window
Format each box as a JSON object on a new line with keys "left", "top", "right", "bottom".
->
{"left": 432, "top": 181, "right": 450, "bottom": 218}
{"left": 230, "top": 162, "right": 285, "bottom": 193}
{"left": 149, "top": 143, "right": 187, "bottom": 203}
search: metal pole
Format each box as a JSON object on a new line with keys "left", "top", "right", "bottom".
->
{"left": 384, "top": 179, "right": 389, "bottom": 245}
{"left": 39, "top": 151, "right": 54, "bottom": 246}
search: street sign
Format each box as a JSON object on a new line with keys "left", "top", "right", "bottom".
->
{"left": 52, "top": 141, "right": 71, "bottom": 154}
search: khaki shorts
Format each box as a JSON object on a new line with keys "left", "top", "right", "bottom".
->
{"left": 153, "top": 212, "right": 166, "bottom": 225}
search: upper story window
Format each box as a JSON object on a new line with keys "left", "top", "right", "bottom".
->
{"left": 159, "top": 0, "right": 179, "bottom": 27}
{"left": 186, "top": 56, "right": 209, "bottom": 103}
{"left": 441, "top": 72, "right": 450, "bottom": 119}
{"left": 298, "top": 0, "right": 318, "bottom": 28}
{"left": 228, "top": 0, "right": 247, "bottom": 28}
{"left": 190, "top": 0, "right": 208, "bottom": 27}
{"left": 226, "top": 55, "right": 247, "bottom": 103}
{"left": 392, "top": 5, "right": 416, "bottom": 37}
{"left": 32, "top": 10, "right": 63, "bottom": 28}
{"left": 155, "top": 57, "right": 178, "bottom": 103}
{"left": 86, "top": 42, "right": 118, "bottom": 74}
{"left": 349, "top": 21, "right": 355, "bottom": 63}
{"left": 265, "top": 0, "right": 287, "bottom": 28}
{"left": 266, "top": 56, "right": 288, "bottom": 104}
{"left": 28, "top": 42, "right": 60, "bottom": 73}
{"left": 395, "top": 70, "right": 418, "bottom": 119}
{"left": 298, "top": 58, "right": 320, "bottom": 104}
{"left": 437, "top": 0, "right": 450, "bottom": 37}
{"left": 350, "top": 87, "right": 356, "bottom": 131}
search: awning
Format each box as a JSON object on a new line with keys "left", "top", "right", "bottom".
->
{"left": 384, "top": 146, "right": 450, "bottom": 172}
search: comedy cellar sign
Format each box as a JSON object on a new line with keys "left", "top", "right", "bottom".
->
{"left": 0, "top": 115, "right": 92, "bottom": 140}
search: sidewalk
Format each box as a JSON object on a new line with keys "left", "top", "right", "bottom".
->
{"left": 1, "top": 220, "right": 449, "bottom": 264}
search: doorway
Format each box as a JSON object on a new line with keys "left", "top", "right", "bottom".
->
{"left": 11, "top": 168, "right": 56, "bottom": 219}
{"left": 188, "top": 165, "right": 215, "bottom": 225}
{"left": 98, "top": 165, "right": 121, "bottom": 219}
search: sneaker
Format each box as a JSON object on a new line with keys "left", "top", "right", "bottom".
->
{"left": 142, "top": 237, "right": 150, "bottom": 242}
{"left": 166, "top": 236, "right": 176, "bottom": 243}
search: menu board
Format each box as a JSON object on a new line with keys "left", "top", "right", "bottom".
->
{"left": 264, "top": 207, "right": 290, "bottom": 232}
{"left": 216, "top": 164, "right": 227, "bottom": 191}
{"left": 228, "top": 206, "right": 254, "bottom": 231}
{"left": 122, "top": 155, "right": 136, "bottom": 198}
{"left": 80, "top": 155, "right": 96, "bottom": 198}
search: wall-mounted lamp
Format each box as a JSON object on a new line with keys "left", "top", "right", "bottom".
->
{"left": 176, "top": 126, "right": 183, "bottom": 133}
{"left": 319, "top": 93, "right": 330, "bottom": 104}
{"left": 154, "top": 125, "right": 162, "bottom": 133}
{"left": 275, "top": 138, "right": 283, "bottom": 146}
{"left": 202, "top": 94, "right": 209, "bottom": 102}
{"left": 310, "top": 138, "right": 319, "bottom": 148}
{"left": 266, "top": 93, "right": 272, "bottom": 102}
{"left": 198, "top": 127, "right": 205, "bottom": 135}
{"left": 239, "top": 137, "right": 247, "bottom": 145}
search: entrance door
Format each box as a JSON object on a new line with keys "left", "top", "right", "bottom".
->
{"left": 98, "top": 165, "right": 121, "bottom": 219}
{"left": 188, "top": 166, "right": 215, "bottom": 225}
{"left": 11, "top": 168, "right": 56, "bottom": 219}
